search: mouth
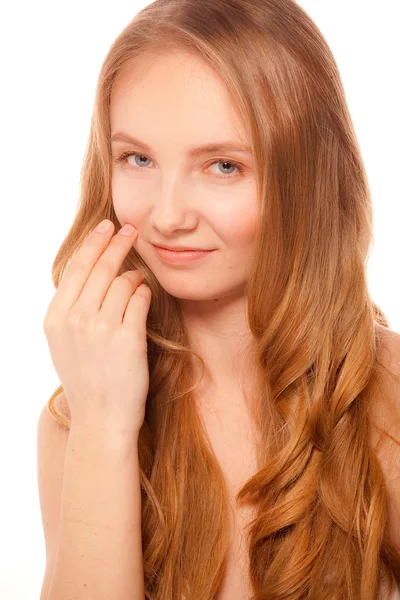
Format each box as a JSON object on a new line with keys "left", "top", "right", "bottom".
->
{"left": 152, "top": 245, "right": 216, "bottom": 265}
{"left": 153, "top": 244, "right": 214, "bottom": 252}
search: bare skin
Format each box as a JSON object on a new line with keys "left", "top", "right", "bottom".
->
{"left": 109, "top": 50, "right": 263, "bottom": 598}
{"left": 196, "top": 382, "right": 260, "bottom": 599}
{"left": 109, "top": 51, "right": 400, "bottom": 598}
{"left": 110, "top": 51, "right": 261, "bottom": 412}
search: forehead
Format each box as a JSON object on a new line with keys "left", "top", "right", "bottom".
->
{"left": 110, "top": 52, "right": 249, "bottom": 147}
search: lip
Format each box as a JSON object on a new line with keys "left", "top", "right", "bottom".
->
{"left": 153, "top": 244, "right": 216, "bottom": 265}
{"left": 153, "top": 244, "right": 212, "bottom": 252}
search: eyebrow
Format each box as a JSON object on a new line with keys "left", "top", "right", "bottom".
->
{"left": 110, "top": 131, "right": 252, "bottom": 157}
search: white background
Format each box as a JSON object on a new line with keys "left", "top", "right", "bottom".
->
{"left": 0, "top": 1, "right": 398, "bottom": 598}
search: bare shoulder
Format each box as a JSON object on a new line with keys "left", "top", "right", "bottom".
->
{"left": 369, "top": 324, "right": 400, "bottom": 550}
{"left": 371, "top": 324, "right": 400, "bottom": 433}
{"left": 375, "top": 323, "right": 400, "bottom": 372}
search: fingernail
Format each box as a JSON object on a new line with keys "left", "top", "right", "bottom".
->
{"left": 119, "top": 223, "right": 136, "bottom": 236}
{"left": 95, "top": 219, "right": 112, "bottom": 232}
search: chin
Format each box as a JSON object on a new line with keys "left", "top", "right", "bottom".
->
{"left": 165, "top": 287, "right": 221, "bottom": 302}
{"left": 158, "top": 280, "right": 241, "bottom": 303}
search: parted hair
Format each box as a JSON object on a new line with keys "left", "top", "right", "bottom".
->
{"left": 47, "top": 1, "right": 400, "bottom": 598}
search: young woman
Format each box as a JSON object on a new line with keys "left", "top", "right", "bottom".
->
{"left": 37, "top": 1, "right": 400, "bottom": 598}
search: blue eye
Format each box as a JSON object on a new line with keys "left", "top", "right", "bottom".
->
{"left": 113, "top": 151, "right": 245, "bottom": 180}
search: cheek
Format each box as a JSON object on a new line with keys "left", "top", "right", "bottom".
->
{"left": 111, "top": 172, "right": 259, "bottom": 246}
{"left": 210, "top": 194, "right": 258, "bottom": 248}
{"left": 111, "top": 177, "right": 147, "bottom": 225}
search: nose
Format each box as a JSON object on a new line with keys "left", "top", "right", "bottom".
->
{"left": 149, "top": 179, "right": 197, "bottom": 235}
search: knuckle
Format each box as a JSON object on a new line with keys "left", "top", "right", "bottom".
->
{"left": 134, "top": 283, "right": 146, "bottom": 295}
{"left": 66, "top": 309, "right": 88, "bottom": 329}
{"left": 121, "top": 270, "right": 142, "bottom": 281}
{"left": 95, "top": 260, "right": 114, "bottom": 276}
{"left": 118, "top": 325, "right": 141, "bottom": 342}
{"left": 130, "top": 285, "right": 151, "bottom": 306}
{"left": 137, "top": 283, "right": 151, "bottom": 297}
{"left": 93, "top": 318, "right": 111, "bottom": 336}
{"left": 68, "top": 257, "right": 86, "bottom": 275}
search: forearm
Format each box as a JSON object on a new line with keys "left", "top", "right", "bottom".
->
{"left": 47, "top": 427, "right": 145, "bottom": 600}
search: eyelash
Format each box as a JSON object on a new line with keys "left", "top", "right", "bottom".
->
{"left": 113, "top": 151, "right": 244, "bottom": 180}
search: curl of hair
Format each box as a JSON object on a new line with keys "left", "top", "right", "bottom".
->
{"left": 46, "top": 1, "right": 400, "bottom": 598}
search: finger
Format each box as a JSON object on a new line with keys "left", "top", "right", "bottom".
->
{"left": 47, "top": 220, "right": 116, "bottom": 313}
{"left": 99, "top": 271, "right": 144, "bottom": 327}
{"left": 122, "top": 283, "right": 152, "bottom": 336}
{"left": 76, "top": 223, "right": 138, "bottom": 313}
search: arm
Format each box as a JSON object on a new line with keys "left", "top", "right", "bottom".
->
{"left": 46, "top": 426, "right": 145, "bottom": 600}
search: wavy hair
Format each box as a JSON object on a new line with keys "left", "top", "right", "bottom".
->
{"left": 46, "top": 0, "right": 400, "bottom": 598}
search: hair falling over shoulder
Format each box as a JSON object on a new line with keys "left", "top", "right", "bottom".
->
{"left": 46, "top": 1, "right": 400, "bottom": 598}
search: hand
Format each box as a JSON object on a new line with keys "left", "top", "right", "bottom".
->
{"left": 43, "top": 219, "right": 151, "bottom": 437}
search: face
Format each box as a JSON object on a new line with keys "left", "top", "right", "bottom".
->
{"left": 110, "top": 51, "right": 258, "bottom": 302}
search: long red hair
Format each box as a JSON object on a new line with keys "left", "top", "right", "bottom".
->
{"left": 47, "top": 1, "right": 400, "bottom": 597}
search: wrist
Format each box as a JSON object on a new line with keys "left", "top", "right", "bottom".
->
{"left": 69, "top": 422, "right": 141, "bottom": 451}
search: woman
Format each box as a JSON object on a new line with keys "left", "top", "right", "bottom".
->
{"left": 37, "top": 0, "right": 400, "bottom": 598}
